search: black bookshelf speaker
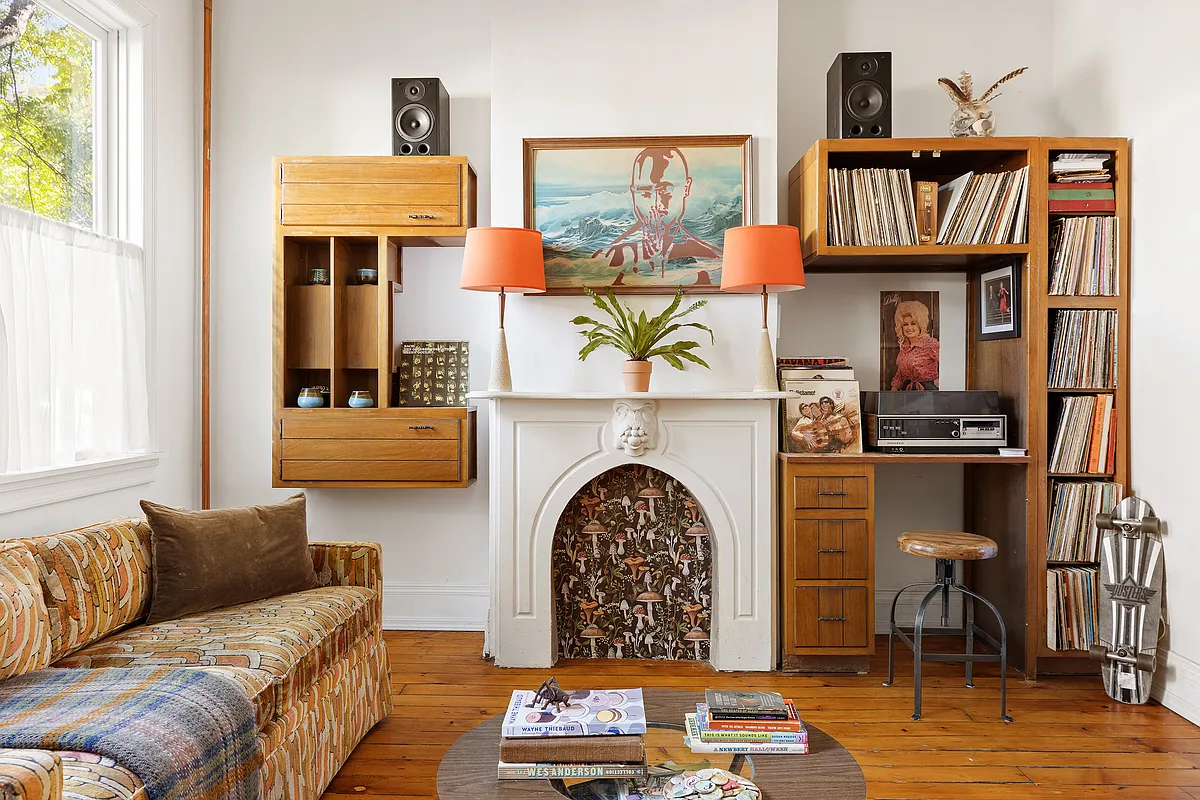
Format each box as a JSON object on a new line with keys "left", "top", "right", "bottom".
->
{"left": 391, "top": 78, "right": 450, "bottom": 156}
{"left": 827, "top": 52, "right": 891, "bottom": 138}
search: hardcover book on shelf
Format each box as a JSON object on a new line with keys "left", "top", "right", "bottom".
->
{"left": 684, "top": 715, "right": 809, "bottom": 754}
{"left": 703, "top": 690, "right": 788, "bottom": 720}
{"left": 502, "top": 689, "right": 647, "bottom": 738}
{"left": 394, "top": 340, "right": 469, "bottom": 407}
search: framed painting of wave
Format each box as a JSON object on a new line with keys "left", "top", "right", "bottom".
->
{"left": 523, "top": 135, "right": 752, "bottom": 294}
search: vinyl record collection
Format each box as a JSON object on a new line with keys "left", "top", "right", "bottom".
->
{"left": 935, "top": 166, "right": 1030, "bottom": 245}
{"left": 1046, "top": 566, "right": 1099, "bottom": 651}
{"left": 1049, "top": 394, "right": 1118, "bottom": 475}
{"left": 826, "top": 168, "right": 919, "bottom": 246}
{"left": 1048, "top": 309, "right": 1119, "bottom": 389}
{"left": 1048, "top": 481, "right": 1125, "bottom": 562}
{"left": 1049, "top": 217, "right": 1119, "bottom": 296}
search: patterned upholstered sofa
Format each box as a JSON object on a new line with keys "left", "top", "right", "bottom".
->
{"left": 0, "top": 518, "right": 391, "bottom": 800}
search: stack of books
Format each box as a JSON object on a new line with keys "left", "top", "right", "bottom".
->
{"left": 1047, "top": 566, "right": 1100, "bottom": 651}
{"left": 1048, "top": 481, "right": 1125, "bottom": 562}
{"left": 1050, "top": 153, "right": 1115, "bottom": 213}
{"left": 826, "top": 168, "right": 919, "bottom": 246}
{"left": 497, "top": 688, "right": 648, "bottom": 781}
{"left": 1049, "top": 394, "right": 1118, "bottom": 475}
{"left": 1049, "top": 217, "right": 1119, "bottom": 296}
{"left": 1051, "top": 153, "right": 1111, "bottom": 183}
{"left": 1048, "top": 309, "right": 1119, "bottom": 389}
{"left": 684, "top": 690, "right": 808, "bottom": 755}
{"left": 935, "top": 166, "right": 1030, "bottom": 245}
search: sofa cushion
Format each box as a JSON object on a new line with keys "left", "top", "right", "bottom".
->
{"left": 140, "top": 495, "right": 318, "bottom": 624}
{"left": 22, "top": 519, "right": 153, "bottom": 662}
{"left": 0, "top": 544, "right": 54, "bottom": 679}
{"left": 52, "top": 585, "right": 377, "bottom": 721}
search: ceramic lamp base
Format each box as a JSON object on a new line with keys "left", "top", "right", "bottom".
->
{"left": 754, "top": 327, "right": 776, "bottom": 392}
{"left": 489, "top": 327, "right": 513, "bottom": 392}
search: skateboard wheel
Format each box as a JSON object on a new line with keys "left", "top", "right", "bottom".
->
{"left": 1141, "top": 517, "right": 1161, "bottom": 535}
{"left": 1094, "top": 513, "right": 1114, "bottom": 530}
{"left": 1089, "top": 644, "right": 1108, "bottom": 662}
{"left": 1136, "top": 653, "right": 1156, "bottom": 672}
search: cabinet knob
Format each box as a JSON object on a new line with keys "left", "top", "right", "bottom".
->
{"left": 817, "top": 491, "right": 847, "bottom": 496}
{"left": 408, "top": 424, "right": 436, "bottom": 430}
{"left": 818, "top": 616, "right": 847, "bottom": 622}
{"left": 408, "top": 213, "right": 436, "bottom": 219}
{"left": 817, "top": 548, "right": 846, "bottom": 553}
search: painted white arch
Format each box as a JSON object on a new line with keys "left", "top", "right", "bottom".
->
{"left": 476, "top": 394, "right": 780, "bottom": 671}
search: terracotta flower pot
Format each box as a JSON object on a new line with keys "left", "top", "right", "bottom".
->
{"left": 623, "top": 360, "right": 652, "bottom": 392}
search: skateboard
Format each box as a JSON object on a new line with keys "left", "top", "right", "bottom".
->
{"left": 1089, "top": 496, "right": 1164, "bottom": 704}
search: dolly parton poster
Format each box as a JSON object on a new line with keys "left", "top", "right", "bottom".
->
{"left": 524, "top": 136, "right": 751, "bottom": 293}
{"left": 880, "top": 291, "right": 941, "bottom": 391}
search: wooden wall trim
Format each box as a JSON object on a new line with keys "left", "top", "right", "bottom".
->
{"left": 202, "top": 0, "right": 212, "bottom": 508}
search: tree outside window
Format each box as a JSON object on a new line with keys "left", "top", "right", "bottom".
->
{"left": 0, "top": 0, "right": 94, "bottom": 228}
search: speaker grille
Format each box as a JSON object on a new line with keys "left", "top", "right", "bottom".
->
{"left": 845, "top": 81, "right": 887, "bottom": 122}
{"left": 396, "top": 104, "right": 434, "bottom": 142}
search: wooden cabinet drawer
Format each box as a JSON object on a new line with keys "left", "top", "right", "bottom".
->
{"left": 792, "top": 476, "right": 869, "bottom": 509}
{"left": 281, "top": 438, "right": 457, "bottom": 461}
{"left": 282, "top": 182, "right": 460, "bottom": 207}
{"left": 281, "top": 460, "right": 459, "bottom": 482}
{"left": 281, "top": 418, "right": 459, "bottom": 440}
{"left": 281, "top": 204, "right": 460, "bottom": 228}
{"left": 791, "top": 519, "right": 869, "bottom": 580}
{"left": 792, "top": 586, "right": 869, "bottom": 649}
{"left": 281, "top": 161, "right": 460, "bottom": 185}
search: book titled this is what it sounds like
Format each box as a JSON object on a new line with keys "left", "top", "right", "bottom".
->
{"left": 502, "top": 689, "right": 647, "bottom": 738}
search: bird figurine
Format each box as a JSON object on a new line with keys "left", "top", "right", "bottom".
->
{"left": 938, "top": 67, "right": 1027, "bottom": 137}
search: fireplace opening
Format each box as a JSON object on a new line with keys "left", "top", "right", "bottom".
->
{"left": 551, "top": 464, "right": 713, "bottom": 661}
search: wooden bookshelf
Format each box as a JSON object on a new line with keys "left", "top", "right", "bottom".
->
{"left": 272, "top": 156, "right": 478, "bottom": 488}
{"left": 786, "top": 136, "right": 1131, "bottom": 679}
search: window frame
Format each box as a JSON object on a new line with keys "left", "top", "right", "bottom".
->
{"left": 0, "top": 0, "right": 158, "bottom": 511}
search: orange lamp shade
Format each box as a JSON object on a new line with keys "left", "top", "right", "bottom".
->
{"left": 719, "top": 225, "right": 806, "bottom": 293}
{"left": 459, "top": 227, "right": 546, "bottom": 293}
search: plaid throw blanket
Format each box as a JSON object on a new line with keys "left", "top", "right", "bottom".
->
{"left": 0, "top": 667, "right": 261, "bottom": 800}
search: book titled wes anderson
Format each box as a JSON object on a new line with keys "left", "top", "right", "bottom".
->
{"left": 502, "top": 689, "right": 647, "bottom": 738}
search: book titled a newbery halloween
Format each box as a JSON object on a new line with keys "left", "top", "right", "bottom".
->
{"left": 501, "top": 689, "right": 646, "bottom": 737}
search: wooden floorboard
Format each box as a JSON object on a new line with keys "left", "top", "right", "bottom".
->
{"left": 322, "top": 631, "right": 1200, "bottom": 799}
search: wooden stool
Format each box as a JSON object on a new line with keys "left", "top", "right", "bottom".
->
{"left": 882, "top": 530, "right": 1013, "bottom": 722}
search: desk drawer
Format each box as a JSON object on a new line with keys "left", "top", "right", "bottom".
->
{"left": 792, "top": 586, "right": 869, "bottom": 649}
{"left": 281, "top": 460, "right": 459, "bottom": 482}
{"left": 281, "top": 438, "right": 457, "bottom": 461}
{"left": 791, "top": 519, "right": 869, "bottom": 580}
{"left": 793, "top": 476, "right": 869, "bottom": 509}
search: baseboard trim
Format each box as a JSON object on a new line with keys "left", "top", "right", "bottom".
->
{"left": 1152, "top": 649, "right": 1200, "bottom": 727}
{"left": 381, "top": 583, "right": 488, "bottom": 632}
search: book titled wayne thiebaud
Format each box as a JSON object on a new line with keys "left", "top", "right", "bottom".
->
{"left": 502, "top": 689, "right": 646, "bottom": 738}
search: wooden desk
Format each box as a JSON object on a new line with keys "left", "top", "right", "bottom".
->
{"left": 778, "top": 452, "right": 1031, "bottom": 673}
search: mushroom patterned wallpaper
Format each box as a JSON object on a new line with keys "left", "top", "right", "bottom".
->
{"left": 551, "top": 464, "right": 712, "bottom": 660}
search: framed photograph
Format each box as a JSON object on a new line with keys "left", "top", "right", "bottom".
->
{"left": 523, "top": 135, "right": 752, "bottom": 294}
{"left": 978, "top": 261, "right": 1021, "bottom": 340}
{"left": 880, "top": 291, "right": 941, "bottom": 391}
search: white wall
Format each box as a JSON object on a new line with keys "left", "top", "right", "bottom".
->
{"left": 211, "top": 0, "right": 779, "bottom": 628}
{"left": 0, "top": 0, "right": 199, "bottom": 537}
{"left": 776, "top": 0, "right": 1057, "bottom": 627}
{"left": 1053, "top": 0, "right": 1200, "bottom": 723}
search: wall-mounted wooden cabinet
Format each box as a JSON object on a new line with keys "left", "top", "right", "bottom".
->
{"left": 272, "top": 156, "right": 478, "bottom": 488}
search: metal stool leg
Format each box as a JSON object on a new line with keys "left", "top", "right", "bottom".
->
{"left": 959, "top": 585, "right": 1014, "bottom": 723}
{"left": 911, "top": 585, "right": 942, "bottom": 721}
{"left": 883, "top": 581, "right": 938, "bottom": 688}
{"left": 964, "top": 592, "right": 976, "bottom": 688}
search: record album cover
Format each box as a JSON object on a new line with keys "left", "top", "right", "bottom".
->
{"left": 395, "top": 340, "right": 469, "bottom": 407}
{"left": 783, "top": 380, "right": 862, "bottom": 455}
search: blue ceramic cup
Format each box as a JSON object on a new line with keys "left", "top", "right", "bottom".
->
{"left": 297, "top": 388, "right": 325, "bottom": 408}
{"left": 348, "top": 390, "right": 373, "bottom": 408}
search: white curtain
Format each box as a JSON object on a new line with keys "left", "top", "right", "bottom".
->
{"left": 0, "top": 205, "right": 149, "bottom": 473}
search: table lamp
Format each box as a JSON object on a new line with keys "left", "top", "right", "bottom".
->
{"left": 719, "top": 225, "right": 806, "bottom": 391}
{"left": 460, "top": 227, "right": 546, "bottom": 392}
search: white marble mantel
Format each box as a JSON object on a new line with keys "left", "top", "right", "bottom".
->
{"left": 470, "top": 391, "right": 785, "bottom": 671}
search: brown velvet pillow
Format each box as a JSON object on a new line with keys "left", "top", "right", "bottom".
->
{"left": 140, "top": 494, "right": 319, "bottom": 624}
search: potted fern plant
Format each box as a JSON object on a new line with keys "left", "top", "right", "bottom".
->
{"left": 571, "top": 287, "right": 714, "bottom": 392}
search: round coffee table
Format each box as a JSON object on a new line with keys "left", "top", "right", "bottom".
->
{"left": 437, "top": 688, "right": 865, "bottom": 799}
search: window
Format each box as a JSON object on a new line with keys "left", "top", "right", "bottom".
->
{"left": 0, "top": 0, "right": 152, "bottom": 487}
{"left": 0, "top": 0, "right": 98, "bottom": 229}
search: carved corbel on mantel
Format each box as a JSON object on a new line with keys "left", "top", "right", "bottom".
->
{"left": 613, "top": 400, "right": 658, "bottom": 457}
